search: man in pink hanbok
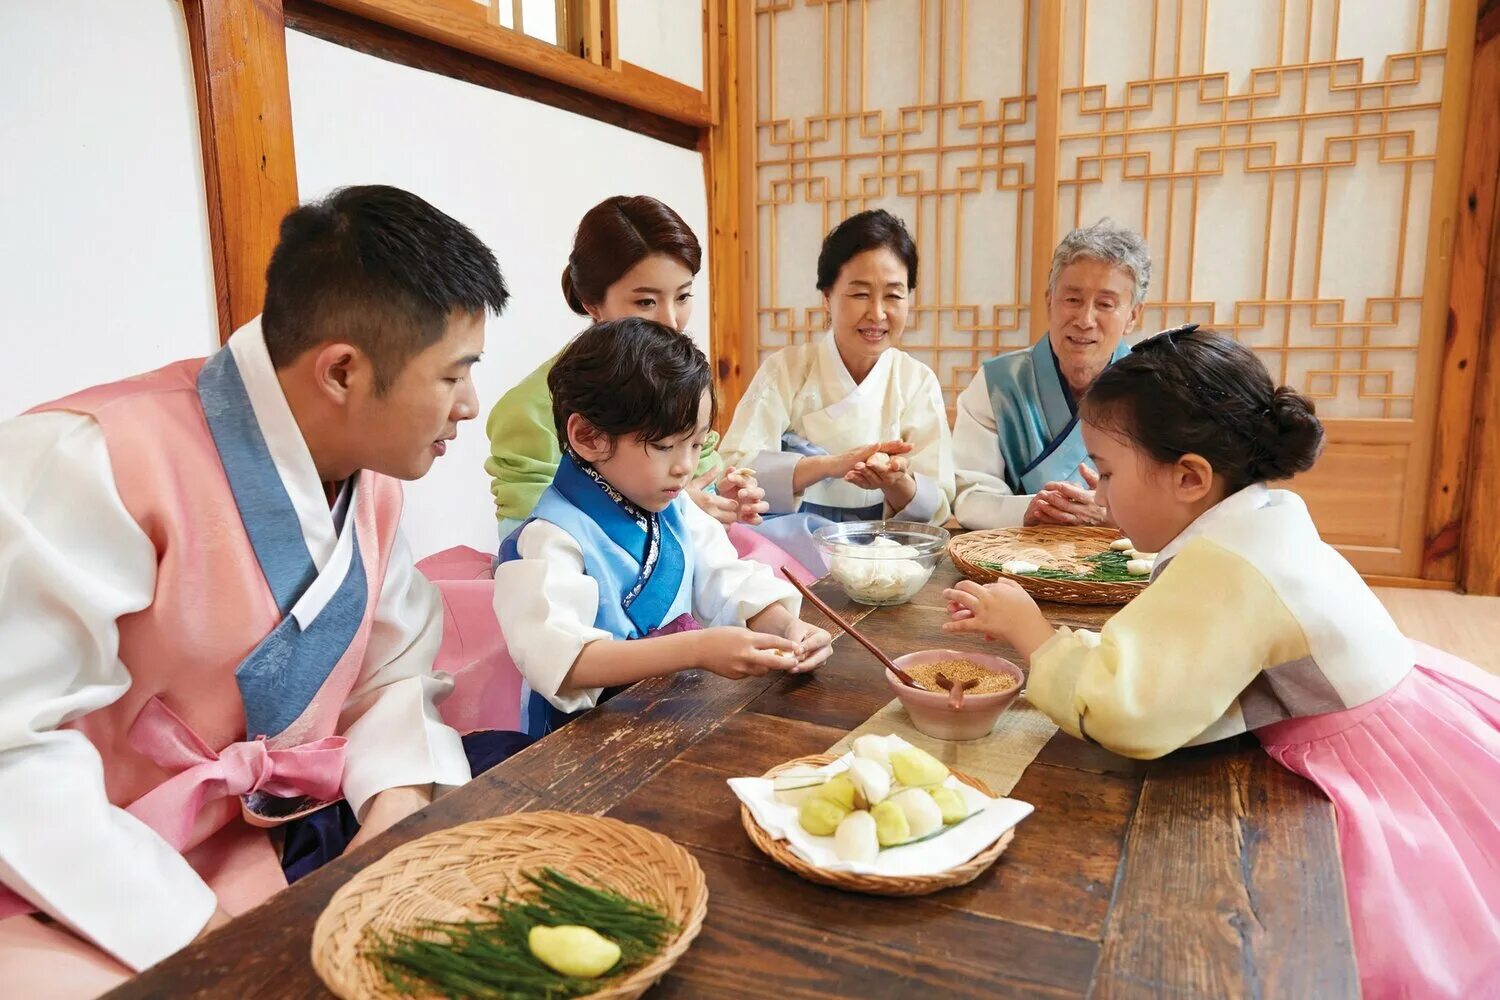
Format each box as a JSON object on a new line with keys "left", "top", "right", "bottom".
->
{"left": 0, "top": 185, "right": 522, "bottom": 996}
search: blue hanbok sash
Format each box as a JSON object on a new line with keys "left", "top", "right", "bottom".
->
{"left": 197, "top": 348, "right": 369, "bottom": 749}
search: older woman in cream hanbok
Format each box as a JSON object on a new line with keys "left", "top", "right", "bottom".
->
{"left": 720, "top": 210, "right": 954, "bottom": 574}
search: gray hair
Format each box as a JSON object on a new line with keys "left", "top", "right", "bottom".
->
{"left": 1046, "top": 219, "right": 1152, "bottom": 306}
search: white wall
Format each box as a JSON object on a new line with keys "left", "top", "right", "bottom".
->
{"left": 0, "top": 0, "right": 220, "bottom": 417}
{"left": 617, "top": 0, "right": 704, "bottom": 90}
{"left": 285, "top": 30, "right": 711, "bottom": 559}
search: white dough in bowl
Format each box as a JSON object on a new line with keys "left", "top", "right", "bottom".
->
{"left": 828, "top": 537, "right": 929, "bottom": 603}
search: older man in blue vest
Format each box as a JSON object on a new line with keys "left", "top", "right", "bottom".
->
{"left": 953, "top": 221, "right": 1151, "bottom": 528}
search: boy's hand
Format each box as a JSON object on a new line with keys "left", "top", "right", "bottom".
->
{"left": 781, "top": 619, "right": 833, "bottom": 673}
{"left": 694, "top": 626, "right": 801, "bottom": 679}
{"left": 942, "top": 579, "right": 1055, "bottom": 658}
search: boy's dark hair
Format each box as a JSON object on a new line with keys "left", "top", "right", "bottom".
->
{"left": 261, "top": 185, "right": 508, "bottom": 392}
{"left": 1080, "top": 326, "right": 1325, "bottom": 493}
{"left": 816, "top": 209, "right": 919, "bottom": 292}
{"left": 562, "top": 195, "right": 702, "bottom": 315}
{"left": 548, "top": 317, "right": 716, "bottom": 449}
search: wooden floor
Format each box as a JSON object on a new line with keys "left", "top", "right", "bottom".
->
{"left": 1374, "top": 588, "right": 1500, "bottom": 675}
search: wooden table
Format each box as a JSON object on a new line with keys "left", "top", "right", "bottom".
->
{"left": 110, "top": 563, "right": 1358, "bottom": 998}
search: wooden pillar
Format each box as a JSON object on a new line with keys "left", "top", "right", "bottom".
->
{"left": 1457, "top": 0, "right": 1500, "bottom": 594}
{"left": 182, "top": 0, "right": 300, "bottom": 343}
{"left": 1028, "top": 0, "right": 1065, "bottom": 342}
{"left": 704, "top": 0, "right": 749, "bottom": 430}
{"left": 1424, "top": 0, "right": 1500, "bottom": 593}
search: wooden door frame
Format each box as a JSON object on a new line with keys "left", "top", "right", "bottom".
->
{"left": 182, "top": 0, "right": 301, "bottom": 342}
{"left": 1427, "top": 0, "right": 1500, "bottom": 594}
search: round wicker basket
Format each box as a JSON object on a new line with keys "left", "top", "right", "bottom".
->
{"left": 740, "top": 754, "right": 1015, "bottom": 896}
{"left": 310, "top": 812, "right": 708, "bottom": 1000}
{"left": 948, "top": 525, "right": 1147, "bottom": 605}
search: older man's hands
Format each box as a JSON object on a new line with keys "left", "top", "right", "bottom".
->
{"left": 1023, "top": 464, "right": 1111, "bottom": 527}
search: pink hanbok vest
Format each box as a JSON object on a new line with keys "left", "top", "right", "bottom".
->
{"left": 0, "top": 354, "right": 404, "bottom": 994}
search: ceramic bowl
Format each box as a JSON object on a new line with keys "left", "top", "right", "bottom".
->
{"left": 884, "top": 649, "right": 1025, "bottom": 741}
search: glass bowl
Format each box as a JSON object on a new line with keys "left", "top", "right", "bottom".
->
{"left": 812, "top": 520, "right": 951, "bottom": 606}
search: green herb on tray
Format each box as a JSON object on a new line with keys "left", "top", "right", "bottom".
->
{"left": 364, "top": 867, "right": 677, "bottom": 1000}
{"left": 979, "top": 549, "right": 1138, "bottom": 583}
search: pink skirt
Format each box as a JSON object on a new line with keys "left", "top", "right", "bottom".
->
{"left": 1256, "top": 641, "right": 1500, "bottom": 998}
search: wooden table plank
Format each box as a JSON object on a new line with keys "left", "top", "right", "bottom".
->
{"left": 652, "top": 848, "right": 1097, "bottom": 998}
{"left": 649, "top": 889, "right": 1080, "bottom": 999}
{"left": 1091, "top": 742, "right": 1359, "bottom": 999}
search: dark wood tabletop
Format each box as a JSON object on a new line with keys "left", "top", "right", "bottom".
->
{"left": 109, "top": 562, "right": 1358, "bottom": 999}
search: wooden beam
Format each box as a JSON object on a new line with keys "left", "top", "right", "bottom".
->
{"left": 181, "top": 0, "right": 300, "bottom": 342}
{"left": 1460, "top": 3, "right": 1500, "bottom": 596}
{"left": 1425, "top": 0, "right": 1499, "bottom": 582}
{"left": 1027, "top": 0, "right": 1064, "bottom": 342}
{"left": 1361, "top": 574, "right": 1459, "bottom": 592}
{"left": 314, "top": 0, "right": 710, "bottom": 126}
{"left": 704, "top": 0, "right": 746, "bottom": 431}
{"left": 285, "top": 0, "right": 698, "bottom": 149}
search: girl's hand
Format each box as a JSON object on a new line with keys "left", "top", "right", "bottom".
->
{"left": 941, "top": 579, "right": 1056, "bottom": 658}
{"left": 780, "top": 619, "right": 833, "bottom": 673}
{"left": 694, "top": 626, "right": 801, "bottom": 679}
{"left": 718, "top": 468, "right": 769, "bottom": 526}
{"left": 688, "top": 486, "right": 740, "bottom": 526}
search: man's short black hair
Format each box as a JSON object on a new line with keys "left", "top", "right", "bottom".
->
{"left": 261, "top": 185, "right": 508, "bottom": 391}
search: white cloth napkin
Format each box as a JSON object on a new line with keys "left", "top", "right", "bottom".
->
{"left": 727, "top": 736, "right": 1034, "bottom": 877}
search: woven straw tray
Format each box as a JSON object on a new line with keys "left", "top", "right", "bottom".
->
{"left": 740, "top": 754, "right": 1015, "bottom": 896}
{"left": 948, "top": 525, "right": 1147, "bottom": 606}
{"left": 311, "top": 812, "right": 708, "bottom": 1000}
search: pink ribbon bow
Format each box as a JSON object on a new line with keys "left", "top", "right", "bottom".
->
{"left": 124, "top": 697, "right": 347, "bottom": 851}
{"left": 0, "top": 698, "right": 346, "bottom": 920}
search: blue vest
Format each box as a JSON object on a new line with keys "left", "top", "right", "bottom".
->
{"left": 982, "top": 336, "right": 1130, "bottom": 494}
{"left": 499, "top": 454, "right": 696, "bottom": 738}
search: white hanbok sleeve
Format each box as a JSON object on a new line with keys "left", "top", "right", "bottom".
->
{"left": 680, "top": 499, "right": 800, "bottom": 625}
{"left": 0, "top": 411, "right": 219, "bottom": 972}
{"left": 491, "top": 521, "right": 612, "bottom": 712}
{"left": 718, "top": 353, "right": 802, "bottom": 513}
{"left": 336, "top": 528, "right": 472, "bottom": 821}
{"left": 952, "top": 370, "right": 1032, "bottom": 528}
{"left": 889, "top": 366, "right": 954, "bottom": 525}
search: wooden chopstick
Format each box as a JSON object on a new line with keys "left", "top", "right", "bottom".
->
{"left": 780, "top": 567, "right": 922, "bottom": 688}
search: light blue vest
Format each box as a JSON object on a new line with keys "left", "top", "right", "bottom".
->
{"left": 982, "top": 336, "right": 1129, "bottom": 494}
{"left": 499, "top": 453, "right": 696, "bottom": 737}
